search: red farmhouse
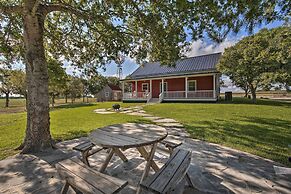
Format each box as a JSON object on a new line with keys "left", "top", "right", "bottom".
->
{"left": 121, "top": 53, "right": 221, "bottom": 102}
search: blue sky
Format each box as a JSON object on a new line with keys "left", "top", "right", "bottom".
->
{"left": 97, "top": 20, "right": 284, "bottom": 80}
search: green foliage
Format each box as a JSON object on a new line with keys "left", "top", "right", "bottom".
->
{"left": 87, "top": 75, "right": 108, "bottom": 95}
{"left": 107, "top": 76, "right": 120, "bottom": 87}
{"left": 67, "top": 76, "right": 83, "bottom": 103}
{"left": 0, "top": 1, "right": 289, "bottom": 67}
{"left": 218, "top": 26, "right": 291, "bottom": 102}
{"left": 48, "top": 58, "right": 68, "bottom": 104}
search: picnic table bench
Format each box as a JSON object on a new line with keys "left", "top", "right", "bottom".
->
{"left": 73, "top": 141, "right": 104, "bottom": 166}
{"left": 140, "top": 149, "right": 194, "bottom": 194}
{"left": 56, "top": 157, "right": 128, "bottom": 194}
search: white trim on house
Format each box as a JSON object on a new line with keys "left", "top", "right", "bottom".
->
{"left": 122, "top": 73, "right": 216, "bottom": 82}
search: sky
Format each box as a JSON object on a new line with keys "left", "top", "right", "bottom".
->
{"left": 95, "top": 20, "right": 284, "bottom": 92}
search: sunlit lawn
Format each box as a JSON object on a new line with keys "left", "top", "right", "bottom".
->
{"left": 144, "top": 98, "right": 291, "bottom": 167}
{"left": 0, "top": 102, "right": 144, "bottom": 160}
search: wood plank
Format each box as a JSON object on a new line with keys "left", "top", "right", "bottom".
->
{"left": 137, "top": 147, "right": 159, "bottom": 172}
{"left": 161, "top": 140, "right": 182, "bottom": 148}
{"left": 113, "top": 148, "right": 128, "bottom": 162}
{"left": 162, "top": 152, "right": 191, "bottom": 192}
{"left": 57, "top": 157, "right": 127, "bottom": 194}
{"left": 91, "top": 128, "right": 167, "bottom": 149}
{"left": 141, "top": 149, "right": 191, "bottom": 193}
{"left": 56, "top": 164, "right": 104, "bottom": 194}
{"left": 69, "top": 157, "right": 127, "bottom": 187}
{"left": 101, "top": 124, "right": 167, "bottom": 140}
{"left": 136, "top": 143, "right": 158, "bottom": 194}
{"left": 100, "top": 148, "right": 115, "bottom": 173}
{"left": 73, "top": 141, "right": 93, "bottom": 151}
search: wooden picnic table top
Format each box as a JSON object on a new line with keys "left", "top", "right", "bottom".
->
{"left": 89, "top": 123, "right": 168, "bottom": 149}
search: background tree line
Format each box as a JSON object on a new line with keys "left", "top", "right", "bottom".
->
{"left": 0, "top": 60, "right": 120, "bottom": 108}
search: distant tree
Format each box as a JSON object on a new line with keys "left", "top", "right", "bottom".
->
{"left": 107, "top": 76, "right": 120, "bottom": 86}
{"left": 11, "top": 70, "right": 27, "bottom": 99}
{"left": 68, "top": 77, "right": 83, "bottom": 103}
{"left": 218, "top": 27, "right": 291, "bottom": 103}
{"left": 47, "top": 59, "right": 67, "bottom": 107}
{"left": 88, "top": 75, "right": 108, "bottom": 96}
{"left": 0, "top": 68, "right": 13, "bottom": 107}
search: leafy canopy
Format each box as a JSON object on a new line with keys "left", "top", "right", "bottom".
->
{"left": 0, "top": 0, "right": 289, "bottom": 69}
{"left": 218, "top": 26, "right": 291, "bottom": 98}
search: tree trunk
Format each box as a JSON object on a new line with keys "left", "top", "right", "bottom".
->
{"left": 65, "top": 94, "right": 68, "bottom": 103}
{"left": 244, "top": 89, "right": 248, "bottom": 98}
{"left": 87, "top": 96, "right": 89, "bottom": 103}
{"left": 21, "top": 7, "right": 53, "bottom": 153}
{"left": 83, "top": 95, "right": 85, "bottom": 102}
{"left": 5, "top": 92, "right": 9, "bottom": 108}
{"left": 249, "top": 85, "right": 257, "bottom": 103}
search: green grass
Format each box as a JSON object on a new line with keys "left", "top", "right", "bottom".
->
{"left": 144, "top": 98, "right": 291, "bottom": 167}
{"left": 0, "top": 102, "right": 144, "bottom": 160}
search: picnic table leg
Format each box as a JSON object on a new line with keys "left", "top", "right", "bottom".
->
{"left": 113, "top": 148, "right": 128, "bottom": 162}
{"left": 99, "top": 148, "right": 115, "bottom": 173}
{"left": 137, "top": 146, "right": 159, "bottom": 172}
{"left": 136, "top": 143, "right": 158, "bottom": 194}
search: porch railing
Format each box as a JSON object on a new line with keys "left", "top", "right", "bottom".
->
{"left": 163, "top": 90, "right": 214, "bottom": 99}
{"left": 123, "top": 92, "right": 149, "bottom": 100}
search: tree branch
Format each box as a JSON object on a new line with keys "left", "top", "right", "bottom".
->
{"left": 43, "top": 4, "right": 89, "bottom": 19}
{"left": 0, "top": 5, "right": 23, "bottom": 15}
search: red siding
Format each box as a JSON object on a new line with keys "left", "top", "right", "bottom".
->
{"left": 188, "top": 76, "right": 213, "bottom": 90}
{"left": 129, "top": 75, "right": 214, "bottom": 98}
{"left": 152, "top": 80, "right": 160, "bottom": 98}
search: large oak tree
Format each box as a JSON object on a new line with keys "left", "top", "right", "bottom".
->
{"left": 0, "top": 0, "right": 288, "bottom": 153}
{"left": 218, "top": 26, "right": 291, "bottom": 103}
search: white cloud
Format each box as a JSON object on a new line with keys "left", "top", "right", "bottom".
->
{"left": 186, "top": 38, "right": 238, "bottom": 57}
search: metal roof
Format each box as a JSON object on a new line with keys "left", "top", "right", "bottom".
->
{"left": 127, "top": 52, "right": 221, "bottom": 80}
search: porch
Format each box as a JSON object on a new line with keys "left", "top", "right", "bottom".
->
{"left": 122, "top": 74, "right": 219, "bottom": 102}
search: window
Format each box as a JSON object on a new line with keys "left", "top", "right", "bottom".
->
{"left": 160, "top": 82, "right": 168, "bottom": 92}
{"left": 188, "top": 80, "right": 196, "bottom": 91}
{"left": 142, "top": 83, "right": 149, "bottom": 92}
{"left": 105, "top": 92, "right": 109, "bottom": 97}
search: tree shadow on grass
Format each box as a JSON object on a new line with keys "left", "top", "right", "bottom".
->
{"left": 185, "top": 116, "right": 291, "bottom": 167}
{"left": 51, "top": 103, "right": 95, "bottom": 110}
{"left": 218, "top": 97, "right": 291, "bottom": 108}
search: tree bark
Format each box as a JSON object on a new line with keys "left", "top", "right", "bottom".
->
{"left": 5, "top": 92, "right": 9, "bottom": 107}
{"left": 249, "top": 84, "right": 257, "bottom": 103}
{"left": 21, "top": 6, "right": 53, "bottom": 153}
{"left": 65, "top": 94, "right": 68, "bottom": 103}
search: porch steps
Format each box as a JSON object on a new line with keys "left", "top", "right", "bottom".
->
{"left": 147, "top": 98, "right": 160, "bottom": 104}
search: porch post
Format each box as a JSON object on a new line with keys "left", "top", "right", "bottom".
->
{"left": 161, "top": 79, "right": 164, "bottom": 93}
{"left": 213, "top": 74, "right": 216, "bottom": 99}
{"left": 185, "top": 77, "right": 188, "bottom": 98}
{"left": 135, "top": 80, "right": 137, "bottom": 96}
{"left": 150, "top": 79, "right": 152, "bottom": 98}
{"left": 122, "top": 81, "right": 125, "bottom": 97}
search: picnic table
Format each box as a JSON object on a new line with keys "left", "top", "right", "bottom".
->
{"left": 89, "top": 123, "right": 168, "bottom": 193}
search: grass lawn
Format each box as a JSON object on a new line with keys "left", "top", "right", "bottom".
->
{"left": 144, "top": 98, "right": 291, "bottom": 167}
{"left": 0, "top": 102, "right": 144, "bottom": 160}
